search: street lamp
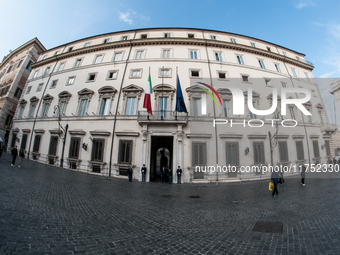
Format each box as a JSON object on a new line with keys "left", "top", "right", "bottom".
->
{"left": 52, "top": 105, "right": 68, "bottom": 168}
{"left": 268, "top": 118, "right": 281, "bottom": 167}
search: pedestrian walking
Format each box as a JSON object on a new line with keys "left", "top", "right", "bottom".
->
{"left": 127, "top": 165, "right": 133, "bottom": 182}
{"left": 11, "top": 146, "right": 18, "bottom": 167}
{"left": 0, "top": 142, "right": 4, "bottom": 159}
{"left": 168, "top": 168, "right": 172, "bottom": 184}
{"left": 141, "top": 164, "right": 146, "bottom": 182}
{"left": 271, "top": 170, "right": 280, "bottom": 197}
{"left": 301, "top": 164, "right": 306, "bottom": 186}
{"left": 18, "top": 149, "right": 25, "bottom": 168}
{"left": 176, "top": 166, "right": 182, "bottom": 184}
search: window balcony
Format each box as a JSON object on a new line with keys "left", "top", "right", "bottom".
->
{"left": 137, "top": 110, "right": 188, "bottom": 125}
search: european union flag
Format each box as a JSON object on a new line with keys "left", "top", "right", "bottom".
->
{"left": 175, "top": 74, "right": 187, "bottom": 113}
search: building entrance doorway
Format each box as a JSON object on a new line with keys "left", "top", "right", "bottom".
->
{"left": 150, "top": 136, "right": 173, "bottom": 181}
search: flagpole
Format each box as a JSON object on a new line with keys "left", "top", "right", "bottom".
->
{"left": 161, "top": 65, "right": 164, "bottom": 120}
{"left": 175, "top": 66, "right": 178, "bottom": 120}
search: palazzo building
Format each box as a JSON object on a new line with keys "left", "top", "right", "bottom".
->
{"left": 10, "top": 28, "right": 333, "bottom": 182}
{"left": 0, "top": 38, "right": 45, "bottom": 148}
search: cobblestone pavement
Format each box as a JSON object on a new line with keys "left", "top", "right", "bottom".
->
{"left": 0, "top": 153, "right": 340, "bottom": 255}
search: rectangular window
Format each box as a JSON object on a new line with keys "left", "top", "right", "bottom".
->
{"left": 158, "top": 97, "right": 168, "bottom": 119}
{"left": 188, "top": 34, "right": 194, "bottom": 38}
{"left": 7, "top": 65, "right": 13, "bottom": 73}
{"left": 223, "top": 99, "right": 232, "bottom": 117}
{"left": 5, "top": 114, "right": 13, "bottom": 126}
{"left": 162, "top": 49, "right": 171, "bottom": 58}
{"left": 14, "top": 88, "right": 22, "bottom": 98}
{"left": 33, "top": 135, "right": 41, "bottom": 153}
{"left": 281, "top": 82, "right": 287, "bottom": 88}
{"left": 78, "top": 99, "right": 88, "bottom": 116}
{"left": 48, "top": 136, "right": 58, "bottom": 156}
{"left": 265, "top": 78, "right": 271, "bottom": 86}
{"left": 305, "top": 73, "right": 310, "bottom": 81}
{"left": 107, "top": 71, "right": 117, "bottom": 79}
{"left": 275, "top": 63, "right": 281, "bottom": 73}
{"left": 211, "top": 35, "right": 216, "bottom": 40}
{"left": 215, "top": 52, "right": 222, "bottom": 61}
{"left": 41, "top": 103, "right": 49, "bottom": 117}
{"left": 135, "top": 50, "right": 144, "bottom": 59}
{"left": 26, "top": 61, "right": 33, "bottom": 71}
{"left": 164, "top": 33, "right": 171, "bottom": 38}
{"left": 289, "top": 107, "right": 296, "bottom": 120}
{"left": 267, "top": 47, "right": 271, "bottom": 52}
{"left": 26, "top": 86, "right": 32, "bottom": 94}
{"left": 131, "top": 70, "right": 141, "bottom": 78}
{"left": 278, "top": 141, "right": 289, "bottom": 162}
{"left": 121, "top": 36, "right": 128, "bottom": 41}
{"left": 87, "top": 73, "right": 96, "bottom": 81}
{"left": 141, "top": 34, "right": 147, "bottom": 39}
{"left": 58, "top": 63, "right": 65, "bottom": 72}
{"left": 99, "top": 98, "right": 111, "bottom": 115}
{"left": 160, "top": 68, "right": 170, "bottom": 77}
{"left": 91, "top": 139, "right": 104, "bottom": 162}
{"left": 125, "top": 97, "right": 136, "bottom": 115}
{"left": 191, "top": 70, "right": 200, "bottom": 77}
{"left": 237, "top": 55, "right": 244, "bottom": 65}
{"left": 193, "top": 98, "right": 202, "bottom": 116}
{"left": 18, "top": 106, "right": 24, "bottom": 119}
{"left": 312, "top": 140, "right": 320, "bottom": 158}
{"left": 282, "top": 51, "right": 287, "bottom": 56}
{"left": 218, "top": 72, "right": 226, "bottom": 79}
{"left": 226, "top": 142, "right": 239, "bottom": 166}
{"left": 42, "top": 55, "right": 47, "bottom": 60}
{"left": 29, "top": 105, "right": 36, "bottom": 118}
{"left": 103, "top": 38, "right": 110, "bottom": 43}
{"left": 118, "top": 140, "right": 132, "bottom": 164}
{"left": 251, "top": 42, "right": 256, "bottom": 47}
{"left": 190, "top": 50, "right": 198, "bottom": 59}
{"left": 192, "top": 142, "right": 207, "bottom": 166}
{"left": 325, "top": 140, "right": 331, "bottom": 156}
{"left": 44, "top": 67, "right": 50, "bottom": 75}
{"left": 59, "top": 101, "right": 66, "bottom": 116}
{"left": 51, "top": 80, "right": 58, "bottom": 88}
{"left": 258, "top": 60, "right": 266, "bottom": 69}
{"left": 296, "top": 56, "right": 300, "bottom": 61}
{"left": 291, "top": 68, "right": 297, "bottom": 77}
{"left": 253, "top": 142, "right": 265, "bottom": 164}
{"left": 68, "top": 47, "right": 73, "bottom": 52}
{"left": 84, "top": 42, "right": 90, "bottom": 47}
{"left": 54, "top": 51, "right": 59, "bottom": 56}
{"left": 94, "top": 55, "right": 103, "bottom": 64}
{"left": 10, "top": 133, "right": 17, "bottom": 148}
{"left": 296, "top": 141, "right": 304, "bottom": 160}
{"left": 114, "top": 52, "right": 122, "bottom": 61}
{"left": 67, "top": 77, "right": 75, "bottom": 85}
{"left": 230, "top": 38, "right": 236, "bottom": 43}
{"left": 33, "top": 70, "right": 39, "bottom": 78}
{"left": 69, "top": 137, "right": 80, "bottom": 159}
{"left": 242, "top": 75, "right": 249, "bottom": 82}
{"left": 21, "top": 134, "right": 28, "bottom": 150}
{"left": 37, "top": 83, "right": 43, "bottom": 92}
{"left": 74, "top": 59, "right": 82, "bottom": 68}
{"left": 17, "top": 60, "right": 23, "bottom": 68}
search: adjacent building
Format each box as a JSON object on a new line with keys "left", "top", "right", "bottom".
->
{"left": 10, "top": 28, "right": 333, "bottom": 182}
{"left": 0, "top": 38, "right": 45, "bottom": 148}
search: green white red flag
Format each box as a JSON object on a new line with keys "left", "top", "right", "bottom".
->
{"left": 143, "top": 70, "right": 153, "bottom": 115}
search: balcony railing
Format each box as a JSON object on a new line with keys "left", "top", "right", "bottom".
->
{"left": 137, "top": 110, "right": 188, "bottom": 121}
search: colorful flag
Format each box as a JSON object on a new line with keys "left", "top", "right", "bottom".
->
{"left": 175, "top": 74, "right": 187, "bottom": 113}
{"left": 143, "top": 70, "right": 153, "bottom": 115}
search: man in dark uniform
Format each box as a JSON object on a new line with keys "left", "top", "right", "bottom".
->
{"left": 164, "top": 167, "right": 169, "bottom": 183}
{"left": 141, "top": 164, "right": 146, "bottom": 182}
{"left": 271, "top": 169, "right": 280, "bottom": 197}
{"left": 161, "top": 167, "right": 165, "bottom": 183}
{"left": 11, "top": 145, "right": 18, "bottom": 167}
{"left": 127, "top": 165, "right": 133, "bottom": 182}
{"left": 168, "top": 168, "right": 172, "bottom": 184}
{"left": 301, "top": 164, "right": 306, "bottom": 186}
{"left": 176, "top": 166, "right": 182, "bottom": 184}
{"left": 0, "top": 142, "right": 4, "bottom": 159}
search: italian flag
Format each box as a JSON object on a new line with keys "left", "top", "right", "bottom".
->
{"left": 143, "top": 70, "right": 153, "bottom": 115}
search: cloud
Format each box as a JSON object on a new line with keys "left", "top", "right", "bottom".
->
{"left": 295, "top": 1, "right": 316, "bottom": 9}
{"left": 119, "top": 12, "right": 133, "bottom": 25}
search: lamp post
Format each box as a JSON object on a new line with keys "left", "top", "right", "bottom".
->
{"left": 268, "top": 119, "right": 280, "bottom": 167}
{"left": 52, "top": 105, "right": 68, "bottom": 168}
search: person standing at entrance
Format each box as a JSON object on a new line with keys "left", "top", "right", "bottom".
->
{"left": 18, "top": 149, "right": 25, "bottom": 168}
{"left": 0, "top": 142, "right": 4, "bottom": 159}
{"left": 127, "top": 165, "right": 133, "bottom": 182}
{"left": 164, "top": 167, "right": 169, "bottom": 183}
{"left": 271, "top": 170, "right": 279, "bottom": 197}
{"left": 168, "top": 168, "right": 172, "bottom": 184}
{"left": 11, "top": 145, "right": 18, "bottom": 167}
{"left": 161, "top": 167, "right": 165, "bottom": 183}
{"left": 141, "top": 164, "right": 146, "bottom": 182}
{"left": 177, "top": 166, "right": 182, "bottom": 184}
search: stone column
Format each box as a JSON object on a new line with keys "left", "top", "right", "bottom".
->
{"left": 141, "top": 124, "right": 148, "bottom": 182}
{"left": 177, "top": 124, "right": 183, "bottom": 183}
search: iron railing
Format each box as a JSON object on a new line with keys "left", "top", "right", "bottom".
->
{"left": 137, "top": 110, "right": 188, "bottom": 121}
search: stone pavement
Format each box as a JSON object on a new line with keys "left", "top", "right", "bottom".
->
{"left": 0, "top": 153, "right": 340, "bottom": 255}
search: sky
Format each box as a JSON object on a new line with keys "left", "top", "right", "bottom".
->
{"left": 1, "top": 0, "right": 340, "bottom": 123}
